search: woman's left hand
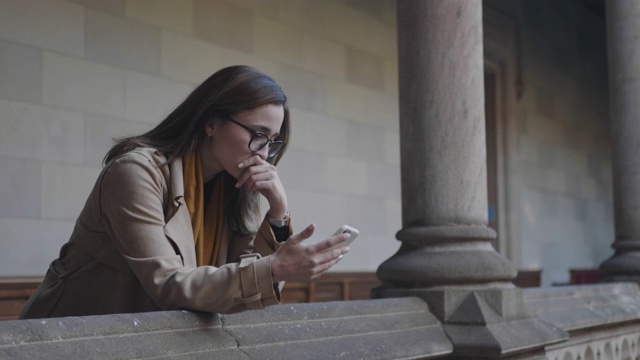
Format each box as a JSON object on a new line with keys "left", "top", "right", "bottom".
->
{"left": 235, "top": 155, "right": 288, "bottom": 218}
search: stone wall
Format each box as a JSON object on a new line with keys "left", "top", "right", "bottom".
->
{"left": 0, "top": 0, "right": 401, "bottom": 276}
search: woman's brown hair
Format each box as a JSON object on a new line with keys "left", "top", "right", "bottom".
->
{"left": 104, "top": 65, "right": 290, "bottom": 235}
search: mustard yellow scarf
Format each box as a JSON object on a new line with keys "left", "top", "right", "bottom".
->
{"left": 183, "top": 152, "right": 226, "bottom": 267}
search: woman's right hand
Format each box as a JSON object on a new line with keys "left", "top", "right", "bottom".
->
{"left": 270, "top": 223, "right": 350, "bottom": 283}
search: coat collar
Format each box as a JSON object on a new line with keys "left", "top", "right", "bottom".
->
{"left": 146, "top": 148, "right": 184, "bottom": 208}
{"left": 169, "top": 156, "right": 185, "bottom": 207}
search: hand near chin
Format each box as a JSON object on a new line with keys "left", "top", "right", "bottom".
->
{"left": 270, "top": 223, "right": 350, "bottom": 283}
{"left": 235, "top": 155, "right": 287, "bottom": 218}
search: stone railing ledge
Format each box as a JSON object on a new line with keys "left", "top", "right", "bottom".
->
{"left": 524, "top": 282, "right": 640, "bottom": 331}
{"left": 0, "top": 297, "right": 453, "bottom": 360}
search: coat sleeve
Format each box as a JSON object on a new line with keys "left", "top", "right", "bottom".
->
{"left": 251, "top": 219, "right": 291, "bottom": 256}
{"left": 227, "top": 210, "right": 292, "bottom": 294}
{"left": 100, "top": 152, "right": 280, "bottom": 314}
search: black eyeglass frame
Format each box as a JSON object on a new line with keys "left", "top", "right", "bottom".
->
{"left": 221, "top": 116, "right": 285, "bottom": 158}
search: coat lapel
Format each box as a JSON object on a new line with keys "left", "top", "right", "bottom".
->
{"left": 163, "top": 156, "right": 197, "bottom": 267}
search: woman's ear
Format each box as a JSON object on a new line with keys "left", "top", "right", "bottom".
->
{"left": 205, "top": 119, "right": 215, "bottom": 137}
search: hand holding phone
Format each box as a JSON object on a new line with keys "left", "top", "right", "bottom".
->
{"left": 325, "top": 225, "right": 359, "bottom": 252}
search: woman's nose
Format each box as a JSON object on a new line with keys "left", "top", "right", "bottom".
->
{"left": 255, "top": 143, "right": 269, "bottom": 160}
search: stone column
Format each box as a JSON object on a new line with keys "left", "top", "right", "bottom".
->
{"left": 374, "top": 1, "right": 566, "bottom": 357}
{"left": 377, "top": 0, "right": 514, "bottom": 289}
{"left": 599, "top": 0, "right": 640, "bottom": 281}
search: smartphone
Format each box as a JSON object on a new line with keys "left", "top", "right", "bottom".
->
{"left": 325, "top": 225, "right": 359, "bottom": 252}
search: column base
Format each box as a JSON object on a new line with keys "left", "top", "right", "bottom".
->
{"left": 377, "top": 225, "right": 517, "bottom": 287}
{"left": 600, "top": 250, "right": 640, "bottom": 278}
{"left": 372, "top": 286, "right": 568, "bottom": 358}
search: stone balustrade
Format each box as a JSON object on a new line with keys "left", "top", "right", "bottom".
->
{"left": 2, "top": 283, "right": 640, "bottom": 359}
{"left": 0, "top": 297, "right": 452, "bottom": 360}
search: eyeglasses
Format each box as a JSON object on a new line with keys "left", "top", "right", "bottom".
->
{"left": 222, "top": 116, "right": 285, "bottom": 158}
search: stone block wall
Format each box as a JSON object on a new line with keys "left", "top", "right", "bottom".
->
{"left": 0, "top": 0, "right": 401, "bottom": 276}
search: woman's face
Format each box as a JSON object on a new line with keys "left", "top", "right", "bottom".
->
{"left": 200, "top": 104, "right": 285, "bottom": 182}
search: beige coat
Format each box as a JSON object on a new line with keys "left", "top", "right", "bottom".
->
{"left": 20, "top": 148, "right": 287, "bottom": 319}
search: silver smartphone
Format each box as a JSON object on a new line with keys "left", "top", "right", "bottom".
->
{"left": 325, "top": 225, "right": 359, "bottom": 252}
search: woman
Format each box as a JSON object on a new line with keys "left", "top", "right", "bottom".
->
{"left": 20, "top": 65, "right": 350, "bottom": 318}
